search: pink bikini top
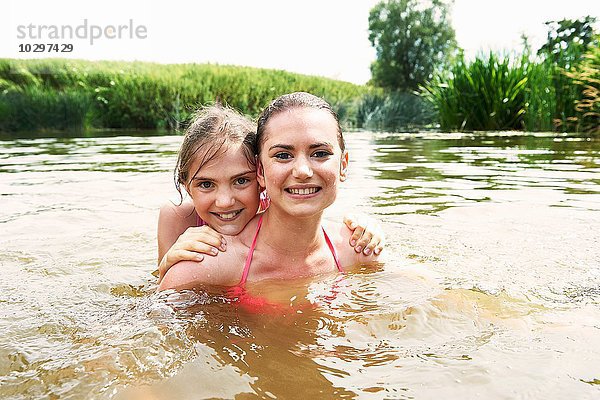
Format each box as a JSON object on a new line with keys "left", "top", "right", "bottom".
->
{"left": 227, "top": 215, "right": 344, "bottom": 315}
{"left": 238, "top": 214, "right": 343, "bottom": 286}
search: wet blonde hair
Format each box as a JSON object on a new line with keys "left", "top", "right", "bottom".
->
{"left": 174, "top": 104, "right": 257, "bottom": 201}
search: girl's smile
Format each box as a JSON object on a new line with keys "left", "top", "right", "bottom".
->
{"left": 285, "top": 185, "right": 322, "bottom": 197}
{"left": 210, "top": 209, "right": 244, "bottom": 220}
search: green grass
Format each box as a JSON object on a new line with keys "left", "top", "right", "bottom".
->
{"left": 10, "top": 54, "right": 590, "bottom": 135}
{"left": 0, "top": 58, "right": 371, "bottom": 133}
{"left": 0, "top": 86, "right": 92, "bottom": 132}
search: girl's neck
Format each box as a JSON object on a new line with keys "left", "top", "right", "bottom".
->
{"left": 259, "top": 207, "right": 324, "bottom": 255}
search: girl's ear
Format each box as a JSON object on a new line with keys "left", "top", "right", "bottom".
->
{"left": 339, "top": 150, "right": 349, "bottom": 181}
{"left": 257, "top": 158, "right": 266, "bottom": 187}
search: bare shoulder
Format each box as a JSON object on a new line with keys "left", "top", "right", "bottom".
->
{"left": 157, "top": 200, "right": 198, "bottom": 263}
{"left": 158, "top": 200, "right": 196, "bottom": 227}
{"left": 157, "top": 250, "right": 242, "bottom": 291}
{"left": 323, "top": 221, "right": 381, "bottom": 267}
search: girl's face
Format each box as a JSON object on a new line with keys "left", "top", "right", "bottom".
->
{"left": 257, "top": 107, "right": 348, "bottom": 218}
{"left": 186, "top": 142, "right": 260, "bottom": 235}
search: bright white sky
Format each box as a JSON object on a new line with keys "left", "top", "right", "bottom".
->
{"left": 2, "top": 0, "right": 599, "bottom": 84}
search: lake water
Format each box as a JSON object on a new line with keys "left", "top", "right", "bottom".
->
{"left": 1, "top": 131, "right": 599, "bottom": 399}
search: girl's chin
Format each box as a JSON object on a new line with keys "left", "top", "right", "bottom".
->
{"left": 276, "top": 205, "right": 328, "bottom": 218}
{"left": 212, "top": 223, "right": 245, "bottom": 236}
{"left": 275, "top": 197, "right": 335, "bottom": 216}
{"left": 202, "top": 214, "right": 247, "bottom": 235}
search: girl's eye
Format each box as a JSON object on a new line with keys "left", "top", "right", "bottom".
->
{"left": 198, "top": 181, "right": 213, "bottom": 189}
{"left": 313, "top": 150, "right": 333, "bottom": 158}
{"left": 235, "top": 177, "right": 250, "bottom": 185}
{"left": 274, "top": 152, "right": 292, "bottom": 160}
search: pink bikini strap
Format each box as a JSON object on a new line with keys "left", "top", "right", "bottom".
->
{"left": 239, "top": 215, "right": 263, "bottom": 285}
{"left": 323, "top": 227, "right": 344, "bottom": 273}
{"left": 239, "top": 216, "right": 342, "bottom": 286}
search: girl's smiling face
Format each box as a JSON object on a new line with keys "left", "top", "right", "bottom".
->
{"left": 186, "top": 142, "right": 260, "bottom": 235}
{"left": 257, "top": 107, "right": 348, "bottom": 218}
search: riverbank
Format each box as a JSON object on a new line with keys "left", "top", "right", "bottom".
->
{"left": 0, "top": 58, "right": 373, "bottom": 134}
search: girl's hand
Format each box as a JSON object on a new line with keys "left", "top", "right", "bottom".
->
{"left": 157, "top": 225, "right": 226, "bottom": 283}
{"left": 343, "top": 213, "right": 385, "bottom": 256}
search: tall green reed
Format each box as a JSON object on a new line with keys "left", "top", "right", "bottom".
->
{"left": 422, "top": 52, "right": 528, "bottom": 131}
{"left": 522, "top": 59, "right": 556, "bottom": 131}
{"left": 564, "top": 45, "right": 600, "bottom": 134}
{"left": 355, "top": 91, "right": 436, "bottom": 131}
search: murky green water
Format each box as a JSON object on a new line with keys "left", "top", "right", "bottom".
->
{"left": 1, "top": 131, "right": 599, "bottom": 399}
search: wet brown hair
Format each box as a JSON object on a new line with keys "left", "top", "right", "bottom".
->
{"left": 256, "top": 92, "right": 345, "bottom": 156}
{"left": 174, "top": 104, "right": 257, "bottom": 202}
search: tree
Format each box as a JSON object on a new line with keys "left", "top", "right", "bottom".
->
{"left": 368, "top": 0, "right": 458, "bottom": 91}
{"left": 537, "top": 17, "right": 597, "bottom": 68}
{"left": 537, "top": 17, "right": 598, "bottom": 130}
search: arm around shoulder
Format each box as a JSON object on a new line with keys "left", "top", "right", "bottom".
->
{"left": 327, "top": 221, "right": 384, "bottom": 267}
{"left": 157, "top": 252, "right": 240, "bottom": 292}
{"left": 157, "top": 260, "right": 205, "bottom": 292}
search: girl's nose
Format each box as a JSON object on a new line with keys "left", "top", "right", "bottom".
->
{"left": 215, "top": 190, "right": 235, "bottom": 208}
{"left": 293, "top": 157, "right": 313, "bottom": 180}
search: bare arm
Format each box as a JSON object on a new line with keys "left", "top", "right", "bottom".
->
{"left": 157, "top": 201, "right": 196, "bottom": 263}
{"left": 158, "top": 260, "right": 213, "bottom": 292}
{"left": 157, "top": 202, "right": 225, "bottom": 283}
{"left": 158, "top": 250, "right": 240, "bottom": 292}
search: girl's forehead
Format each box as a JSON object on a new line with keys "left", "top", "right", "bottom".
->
{"left": 191, "top": 142, "right": 256, "bottom": 178}
{"left": 262, "top": 108, "right": 339, "bottom": 144}
{"left": 269, "top": 107, "right": 335, "bottom": 126}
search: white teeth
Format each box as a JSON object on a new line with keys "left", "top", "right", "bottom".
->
{"left": 217, "top": 211, "right": 239, "bottom": 219}
{"left": 289, "top": 187, "right": 318, "bottom": 195}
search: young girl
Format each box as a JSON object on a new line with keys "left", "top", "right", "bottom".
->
{"left": 157, "top": 104, "right": 383, "bottom": 283}
{"left": 158, "top": 93, "right": 382, "bottom": 292}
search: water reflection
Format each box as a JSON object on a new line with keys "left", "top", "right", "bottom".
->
{"left": 1, "top": 131, "right": 599, "bottom": 399}
{"left": 368, "top": 132, "right": 600, "bottom": 214}
{"left": 1, "top": 136, "right": 179, "bottom": 174}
